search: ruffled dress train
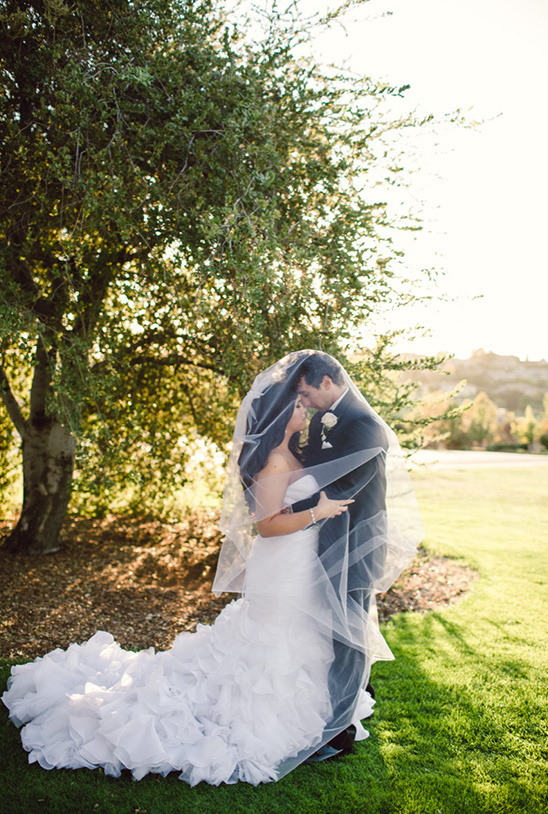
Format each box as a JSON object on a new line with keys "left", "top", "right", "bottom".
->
{"left": 2, "top": 476, "right": 374, "bottom": 786}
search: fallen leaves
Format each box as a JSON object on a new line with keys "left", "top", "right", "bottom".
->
{"left": 377, "top": 548, "right": 477, "bottom": 622}
{"left": 0, "top": 512, "right": 476, "bottom": 662}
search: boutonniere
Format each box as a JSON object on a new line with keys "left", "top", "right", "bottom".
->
{"left": 320, "top": 412, "right": 338, "bottom": 444}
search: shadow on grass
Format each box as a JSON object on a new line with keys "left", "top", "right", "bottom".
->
{"left": 2, "top": 609, "right": 547, "bottom": 814}
{"left": 372, "top": 611, "right": 548, "bottom": 814}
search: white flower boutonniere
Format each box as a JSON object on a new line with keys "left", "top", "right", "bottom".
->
{"left": 321, "top": 412, "right": 338, "bottom": 431}
{"left": 320, "top": 412, "right": 338, "bottom": 445}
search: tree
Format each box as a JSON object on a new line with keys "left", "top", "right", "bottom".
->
{"left": 512, "top": 405, "right": 538, "bottom": 449}
{"left": 466, "top": 392, "right": 498, "bottom": 447}
{"left": 1, "top": 0, "right": 448, "bottom": 553}
{"left": 539, "top": 395, "right": 548, "bottom": 449}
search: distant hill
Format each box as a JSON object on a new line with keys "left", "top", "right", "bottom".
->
{"left": 402, "top": 350, "right": 548, "bottom": 414}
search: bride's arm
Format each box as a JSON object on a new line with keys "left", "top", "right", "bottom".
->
{"left": 255, "top": 453, "right": 351, "bottom": 538}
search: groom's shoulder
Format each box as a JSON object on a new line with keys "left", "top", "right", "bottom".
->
{"left": 342, "top": 393, "right": 373, "bottom": 420}
{"left": 341, "top": 399, "right": 388, "bottom": 445}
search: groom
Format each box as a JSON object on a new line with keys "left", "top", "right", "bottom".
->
{"left": 291, "top": 352, "right": 388, "bottom": 759}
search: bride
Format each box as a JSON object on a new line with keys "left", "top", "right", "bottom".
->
{"left": 2, "top": 351, "right": 422, "bottom": 786}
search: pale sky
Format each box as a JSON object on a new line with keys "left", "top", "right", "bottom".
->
{"left": 251, "top": 0, "right": 548, "bottom": 361}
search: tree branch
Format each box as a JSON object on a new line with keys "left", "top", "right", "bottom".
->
{"left": 29, "top": 336, "right": 57, "bottom": 425}
{"left": 128, "top": 354, "right": 225, "bottom": 376}
{"left": 181, "top": 383, "right": 199, "bottom": 426}
{"left": 71, "top": 246, "right": 127, "bottom": 341}
{"left": 0, "top": 365, "right": 29, "bottom": 439}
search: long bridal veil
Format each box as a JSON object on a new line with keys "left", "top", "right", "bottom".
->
{"left": 213, "top": 350, "right": 423, "bottom": 776}
{"left": 2, "top": 349, "right": 423, "bottom": 786}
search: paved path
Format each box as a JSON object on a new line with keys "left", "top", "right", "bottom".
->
{"left": 408, "top": 449, "right": 548, "bottom": 470}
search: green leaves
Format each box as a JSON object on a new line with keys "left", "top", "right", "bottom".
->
{"left": 0, "top": 0, "right": 447, "bottom": 515}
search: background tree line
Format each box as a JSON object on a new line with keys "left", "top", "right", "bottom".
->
{"left": 402, "top": 349, "right": 548, "bottom": 451}
{"left": 413, "top": 390, "right": 548, "bottom": 452}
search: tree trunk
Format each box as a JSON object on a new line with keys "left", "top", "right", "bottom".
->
{"left": 4, "top": 421, "right": 76, "bottom": 555}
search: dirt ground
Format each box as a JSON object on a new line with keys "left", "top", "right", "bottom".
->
{"left": 0, "top": 512, "right": 477, "bottom": 662}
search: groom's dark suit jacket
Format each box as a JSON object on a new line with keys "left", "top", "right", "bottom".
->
{"left": 292, "top": 390, "right": 389, "bottom": 730}
{"left": 293, "top": 390, "right": 388, "bottom": 596}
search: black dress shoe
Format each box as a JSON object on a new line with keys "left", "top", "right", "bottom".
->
{"left": 304, "top": 745, "right": 343, "bottom": 763}
{"left": 328, "top": 724, "right": 356, "bottom": 755}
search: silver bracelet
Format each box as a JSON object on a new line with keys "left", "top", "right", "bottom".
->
{"left": 309, "top": 507, "right": 316, "bottom": 525}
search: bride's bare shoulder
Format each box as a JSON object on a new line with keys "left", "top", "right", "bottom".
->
{"left": 256, "top": 449, "right": 293, "bottom": 479}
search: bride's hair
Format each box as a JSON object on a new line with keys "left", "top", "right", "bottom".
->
{"left": 238, "top": 381, "right": 302, "bottom": 493}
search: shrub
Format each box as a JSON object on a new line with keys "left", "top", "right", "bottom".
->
{"left": 487, "top": 442, "right": 528, "bottom": 453}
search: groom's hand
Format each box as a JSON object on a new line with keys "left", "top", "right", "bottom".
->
{"left": 290, "top": 493, "right": 321, "bottom": 514}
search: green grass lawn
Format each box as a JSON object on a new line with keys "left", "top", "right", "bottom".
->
{"left": 1, "top": 467, "right": 547, "bottom": 814}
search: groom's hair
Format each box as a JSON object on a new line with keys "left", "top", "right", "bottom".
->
{"left": 298, "top": 352, "right": 344, "bottom": 388}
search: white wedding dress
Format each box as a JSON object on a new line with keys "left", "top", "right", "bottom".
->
{"left": 2, "top": 475, "right": 374, "bottom": 786}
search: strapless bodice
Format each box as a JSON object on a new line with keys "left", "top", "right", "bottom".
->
{"left": 284, "top": 474, "right": 318, "bottom": 505}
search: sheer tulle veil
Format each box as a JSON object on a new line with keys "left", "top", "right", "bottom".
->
{"left": 212, "top": 349, "right": 423, "bottom": 775}
{"left": 1, "top": 349, "right": 423, "bottom": 786}
{"left": 214, "top": 349, "right": 422, "bottom": 601}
